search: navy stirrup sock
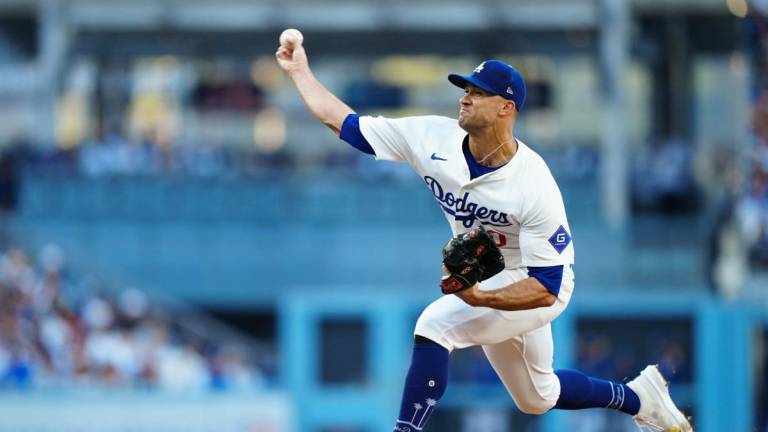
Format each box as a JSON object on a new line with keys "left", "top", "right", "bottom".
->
{"left": 394, "top": 338, "right": 449, "bottom": 431}
{"left": 554, "top": 369, "right": 640, "bottom": 415}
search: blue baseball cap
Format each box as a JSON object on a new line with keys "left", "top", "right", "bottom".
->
{"left": 448, "top": 60, "right": 526, "bottom": 111}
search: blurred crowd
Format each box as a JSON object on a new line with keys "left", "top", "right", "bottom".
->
{"left": 4, "top": 131, "right": 405, "bottom": 184}
{"left": 74, "top": 131, "right": 286, "bottom": 178}
{"left": 739, "top": 89, "right": 768, "bottom": 270}
{"left": 697, "top": 11, "right": 768, "bottom": 298}
{"left": 724, "top": 11, "right": 768, "bottom": 278}
{"left": 0, "top": 242, "right": 267, "bottom": 392}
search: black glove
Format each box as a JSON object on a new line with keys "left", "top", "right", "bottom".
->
{"left": 439, "top": 225, "right": 506, "bottom": 294}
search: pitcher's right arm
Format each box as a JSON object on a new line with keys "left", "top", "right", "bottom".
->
{"left": 275, "top": 43, "right": 354, "bottom": 135}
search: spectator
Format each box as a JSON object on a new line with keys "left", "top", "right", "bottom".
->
{"left": 0, "top": 243, "right": 268, "bottom": 391}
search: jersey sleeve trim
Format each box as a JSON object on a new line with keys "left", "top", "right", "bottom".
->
{"left": 340, "top": 113, "right": 375, "bottom": 155}
{"left": 527, "top": 265, "right": 564, "bottom": 297}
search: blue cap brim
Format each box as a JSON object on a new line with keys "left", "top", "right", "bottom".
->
{"left": 448, "top": 73, "right": 498, "bottom": 96}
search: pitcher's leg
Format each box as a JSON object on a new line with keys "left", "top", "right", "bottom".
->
{"left": 481, "top": 324, "right": 643, "bottom": 417}
{"left": 481, "top": 324, "right": 561, "bottom": 415}
{"left": 394, "top": 336, "right": 449, "bottom": 432}
{"left": 395, "top": 271, "right": 571, "bottom": 431}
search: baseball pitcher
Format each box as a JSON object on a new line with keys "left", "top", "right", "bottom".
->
{"left": 276, "top": 30, "right": 692, "bottom": 432}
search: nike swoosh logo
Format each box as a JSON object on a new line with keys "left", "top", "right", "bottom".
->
{"left": 431, "top": 153, "right": 447, "bottom": 161}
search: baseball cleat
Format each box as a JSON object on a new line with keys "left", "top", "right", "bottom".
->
{"left": 627, "top": 365, "right": 693, "bottom": 432}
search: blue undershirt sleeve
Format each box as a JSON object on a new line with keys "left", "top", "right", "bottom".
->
{"left": 527, "top": 265, "right": 564, "bottom": 297}
{"left": 339, "top": 113, "right": 375, "bottom": 155}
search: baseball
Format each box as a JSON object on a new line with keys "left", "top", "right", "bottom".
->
{"left": 279, "top": 28, "right": 303, "bottom": 49}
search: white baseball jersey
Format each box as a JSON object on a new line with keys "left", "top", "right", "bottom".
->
{"left": 359, "top": 114, "right": 575, "bottom": 272}
{"left": 358, "top": 114, "right": 577, "bottom": 412}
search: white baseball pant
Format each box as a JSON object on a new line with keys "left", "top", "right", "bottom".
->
{"left": 414, "top": 266, "right": 574, "bottom": 414}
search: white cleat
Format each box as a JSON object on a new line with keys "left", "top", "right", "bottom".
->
{"left": 626, "top": 365, "right": 694, "bottom": 432}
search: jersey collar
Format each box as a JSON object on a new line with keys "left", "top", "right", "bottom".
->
{"left": 462, "top": 135, "right": 520, "bottom": 180}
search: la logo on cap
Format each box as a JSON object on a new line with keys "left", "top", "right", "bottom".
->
{"left": 474, "top": 62, "right": 486, "bottom": 73}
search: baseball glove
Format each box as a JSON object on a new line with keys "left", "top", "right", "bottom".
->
{"left": 440, "top": 225, "right": 506, "bottom": 294}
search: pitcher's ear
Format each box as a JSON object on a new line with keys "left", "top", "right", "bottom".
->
{"left": 499, "top": 100, "right": 516, "bottom": 116}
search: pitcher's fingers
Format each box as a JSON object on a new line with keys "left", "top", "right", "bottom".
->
{"left": 275, "top": 46, "right": 292, "bottom": 58}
